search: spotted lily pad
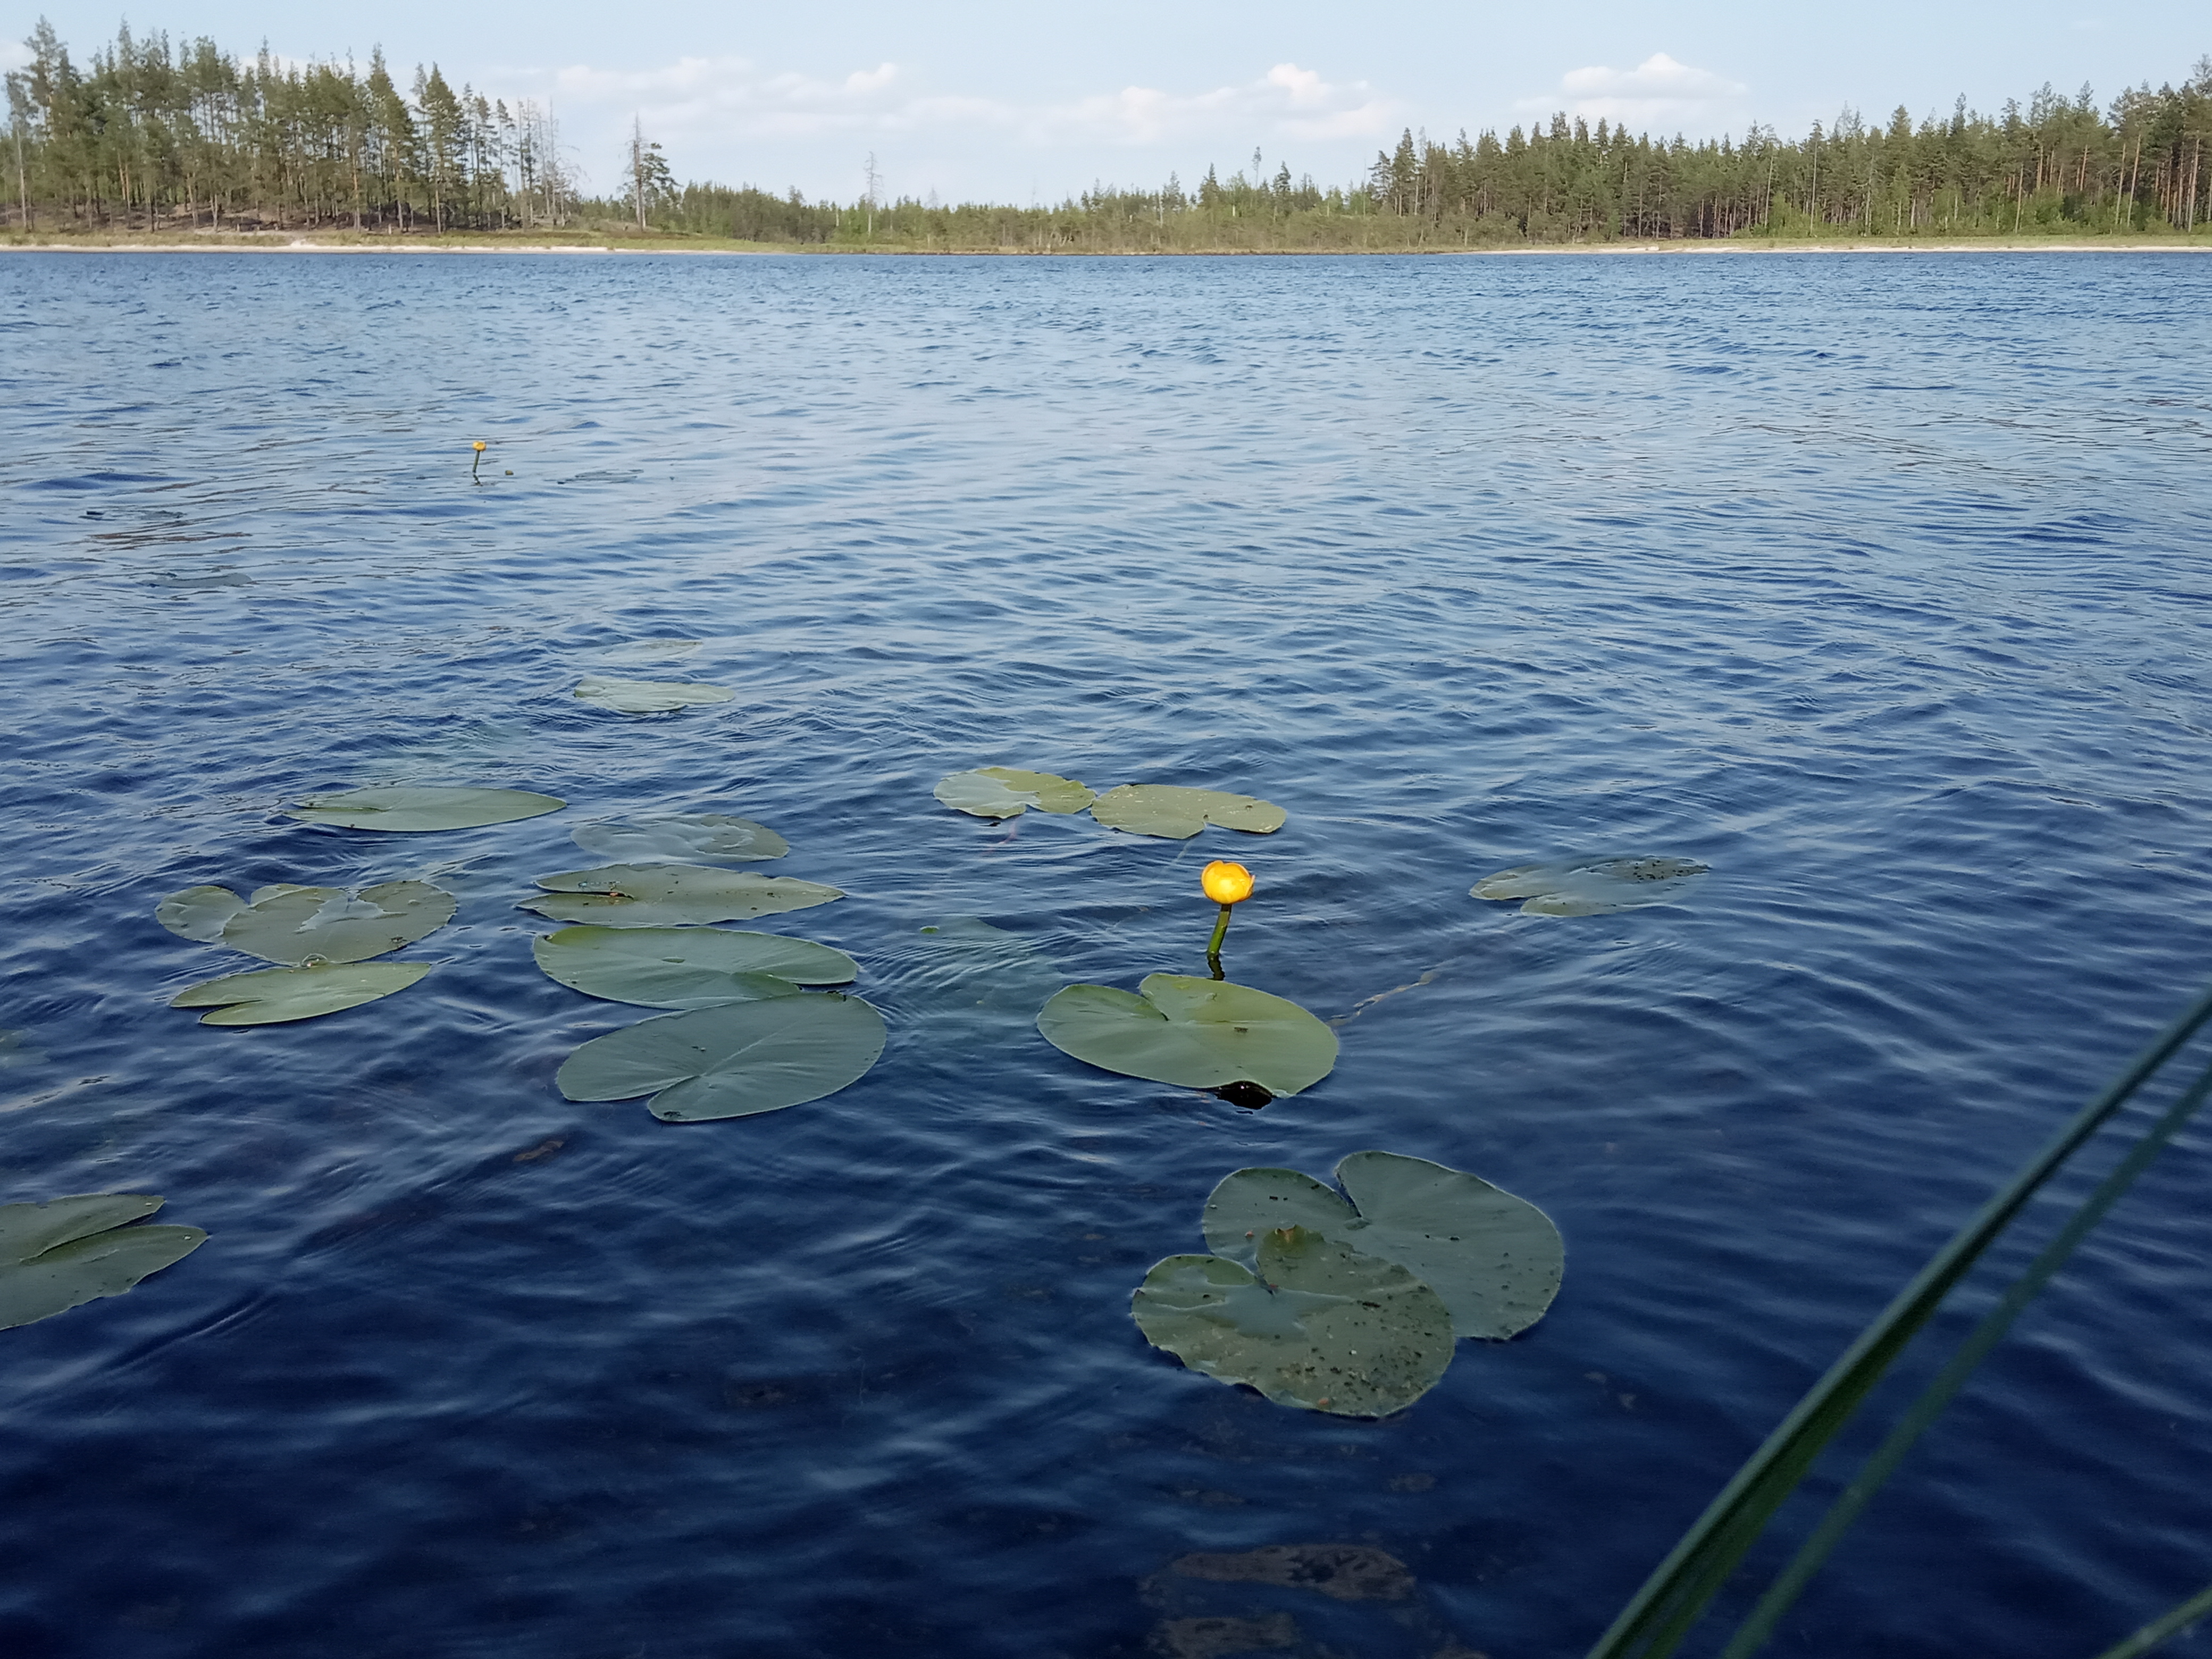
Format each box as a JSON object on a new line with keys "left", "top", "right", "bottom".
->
{"left": 1036, "top": 974, "right": 1337, "bottom": 1095}
{"left": 1202, "top": 1153, "right": 1563, "bottom": 1340}
{"left": 521, "top": 864, "right": 843, "bottom": 927}
{"left": 1131, "top": 1225, "right": 1454, "bottom": 1417}
{"left": 1088, "top": 785, "right": 1286, "bottom": 840}
{"left": 155, "top": 881, "right": 455, "bottom": 966}
{"left": 934, "top": 767, "right": 1096, "bottom": 819}
{"left": 288, "top": 786, "right": 565, "bottom": 832}
{"left": 557, "top": 993, "right": 887, "bottom": 1121}
{"left": 533, "top": 926, "right": 857, "bottom": 1009}
{"left": 573, "top": 676, "right": 735, "bottom": 714}
{"left": 170, "top": 961, "right": 433, "bottom": 1025}
{"left": 1, "top": 1194, "right": 207, "bottom": 1330}
{"left": 1472, "top": 855, "right": 1708, "bottom": 916}
{"left": 571, "top": 814, "right": 789, "bottom": 864}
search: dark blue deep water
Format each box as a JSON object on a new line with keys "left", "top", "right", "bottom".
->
{"left": 4, "top": 248, "right": 2212, "bottom": 1659}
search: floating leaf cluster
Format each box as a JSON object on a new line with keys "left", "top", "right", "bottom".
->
{"left": 1132, "top": 1153, "right": 1564, "bottom": 1417}
{"left": 524, "top": 822, "right": 889, "bottom": 1122}
{"left": 520, "top": 864, "right": 842, "bottom": 927}
{"left": 934, "top": 767, "right": 1096, "bottom": 819}
{"left": 157, "top": 877, "right": 456, "bottom": 1025}
{"left": 934, "top": 767, "right": 1284, "bottom": 840}
{"left": 1472, "top": 854, "right": 1710, "bottom": 916}
{"left": 1, "top": 1194, "right": 206, "bottom": 1330}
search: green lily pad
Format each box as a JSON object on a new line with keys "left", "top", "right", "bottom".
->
{"left": 1088, "top": 784, "right": 1286, "bottom": 840}
{"left": 573, "top": 676, "right": 735, "bottom": 714}
{"left": 170, "top": 961, "right": 433, "bottom": 1025}
{"left": 1130, "top": 1225, "right": 1454, "bottom": 1417}
{"left": 1037, "top": 974, "right": 1337, "bottom": 1095}
{"left": 532, "top": 925, "right": 857, "bottom": 1009}
{"left": 1202, "top": 1153, "right": 1564, "bottom": 1340}
{"left": 1472, "top": 855, "right": 1709, "bottom": 916}
{"left": 288, "top": 785, "right": 565, "bottom": 832}
{"left": 571, "top": 814, "right": 789, "bottom": 864}
{"left": 557, "top": 993, "right": 887, "bottom": 1121}
{"left": 155, "top": 880, "right": 455, "bottom": 966}
{"left": 1, "top": 1193, "right": 207, "bottom": 1331}
{"left": 934, "top": 767, "right": 1096, "bottom": 819}
{"left": 520, "top": 864, "right": 843, "bottom": 927}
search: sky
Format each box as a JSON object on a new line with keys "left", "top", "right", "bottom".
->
{"left": 5, "top": 2, "right": 2206, "bottom": 204}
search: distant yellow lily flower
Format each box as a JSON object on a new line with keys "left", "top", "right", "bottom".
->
{"left": 1202, "top": 861, "right": 1254, "bottom": 905}
{"left": 471, "top": 441, "right": 487, "bottom": 452}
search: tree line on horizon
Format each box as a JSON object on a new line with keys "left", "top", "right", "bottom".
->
{"left": 5, "top": 19, "right": 2208, "bottom": 247}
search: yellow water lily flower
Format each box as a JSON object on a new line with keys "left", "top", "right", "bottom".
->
{"left": 1202, "top": 860, "right": 1254, "bottom": 904}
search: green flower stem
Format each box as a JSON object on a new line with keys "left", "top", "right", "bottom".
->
{"left": 1205, "top": 903, "right": 1233, "bottom": 959}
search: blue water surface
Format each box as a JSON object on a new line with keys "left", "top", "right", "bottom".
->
{"left": 3, "top": 247, "right": 2212, "bottom": 1659}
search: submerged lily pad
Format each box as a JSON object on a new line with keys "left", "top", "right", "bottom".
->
{"left": 573, "top": 676, "right": 735, "bottom": 715}
{"left": 1202, "top": 1153, "right": 1564, "bottom": 1340}
{"left": 155, "top": 881, "right": 455, "bottom": 966}
{"left": 1088, "top": 785, "right": 1286, "bottom": 840}
{"left": 557, "top": 993, "right": 887, "bottom": 1121}
{"left": 934, "top": 767, "right": 1096, "bottom": 819}
{"left": 1131, "top": 1225, "right": 1454, "bottom": 1417}
{"left": 869, "top": 918, "right": 1063, "bottom": 1023}
{"left": 596, "top": 639, "right": 701, "bottom": 663}
{"left": 533, "top": 926, "right": 857, "bottom": 1009}
{"left": 1472, "top": 855, "right": 1709, "bottom": 916}
{"left": 521, "top": 865, "right": 843, "bottom": 927}
{"left": 170, "top": 961, "right": 432, "bottom": 1025}
{"left": 571, "top": 814, "right": 789, "bottom": 864}
{"left": 288, "top": 785, "right": 565, "bottom": 833}
{"left": 1, "top": 1194, "right": 207, "bottom": 1331}
{"left": 1036, "top": 974, "right": 1337, "bottom": 1096}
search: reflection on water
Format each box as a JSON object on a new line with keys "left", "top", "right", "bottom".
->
{"left": 2, "top": 249, "right": 2211, "bottom": 1658}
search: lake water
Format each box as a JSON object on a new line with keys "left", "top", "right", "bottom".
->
{"left": 4, "top": 247, "right": 2212, "bottom": 1659}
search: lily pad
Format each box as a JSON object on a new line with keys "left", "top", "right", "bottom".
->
{"left": 1, "top": 1194, "right": 207, "bottom": 1331}
{"left": 533, "top": 925, "right": 857, "bottom": 1009}
{"left": 573, "top": 676, "right": 735, "bottom": 715}
{"left": 156, "top": 880, "right": 455, "bottom": 966}
{"left": 557, "top": 993, "right": 887, "bottom": 1121}
{"left": 1472, "top": 855, "right": 1709, "bottom": 916}
{"left": 1036, "top": 974, "right": 1337, "bottom": 1096}
{"left": 596, "top": 639, "right": 701, "bottom": 663}
{"left": 170, "top": 961, "right": 433, "bottom": 1025}
{"left": 934, "top": 767, "right": 1096, "bottom": 819}
{"left": 288, "top": 785, "right": 565, "bottom": 833}
{"left": 1130, "top": 1225, "right": 1454, "bottom": 1417}
{"left": 154, "top": 884, "right": 246, "bottom": 942}
{"left": 571, "top": 814, "right": 789, "bottom": 864}
{"left": 870, "top": 918, "right": 1063, "bottom": 1022}
{"left": 520, "top": 865, "right": 843, "bottom": 927}
{"left": 1088, "top": 785, "right": 1286, "bottom": 840}
{"left": 1202, "top": 1153, "right": 1564, "bottom": 1340}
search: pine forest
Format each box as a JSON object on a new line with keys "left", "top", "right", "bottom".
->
{"left": 5, "top": 19, "right": 2208, "bottom": 249}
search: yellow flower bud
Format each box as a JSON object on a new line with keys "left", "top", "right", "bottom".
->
{"left": 1202, "top": 860, "right": 1254, "bottom": 905}
{"left": 472, "top": 441, "right": 488, "bottom": 452}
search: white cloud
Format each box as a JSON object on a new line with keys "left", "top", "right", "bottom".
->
{"left": 528, "top": 54, "right": 1392, "bottom": 158}
{"left": 1521, "top": 52, "right": 1748, "bottom": 129}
